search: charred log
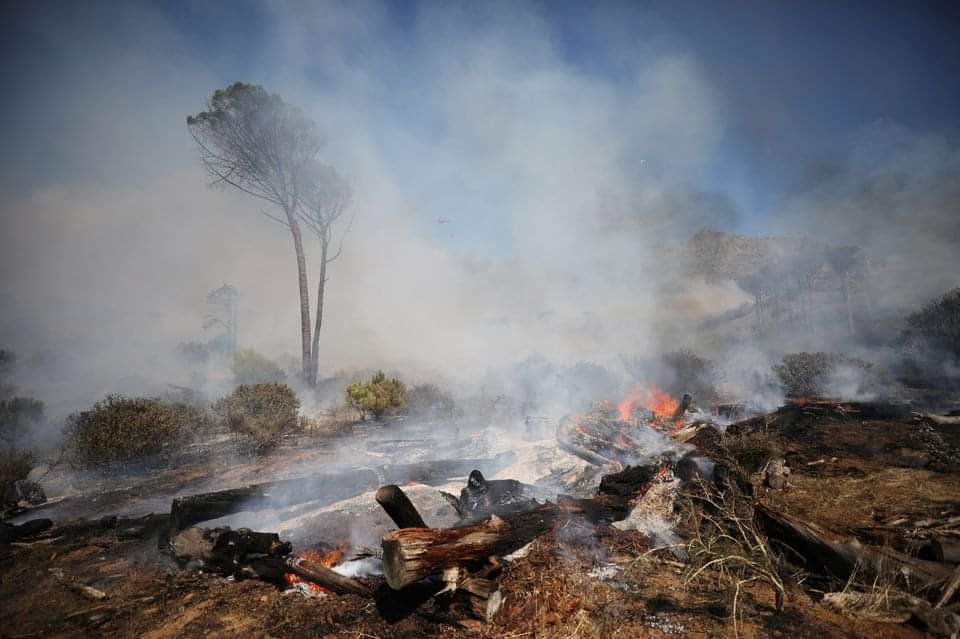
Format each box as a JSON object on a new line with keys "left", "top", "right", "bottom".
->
{"left": 381, "top": 503, "right": 557, "bottom": 590}
{"left": 756, "top": 504, "right": 952, "bottom": 588}
{"left": 172, "top": 526, "right": 291, "bottom": 573}
{"left": 0, "top": 517, "right": 53, "bottom": 543}
{"left": 376, "top": 485, "right": 427, "bottom": 529}
{"left": 458, "top": 470, "right": 536, "bottom": 518}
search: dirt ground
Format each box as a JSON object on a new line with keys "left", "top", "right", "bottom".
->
{"left": 2, "top": 409, "right": 958, "bottom": 638}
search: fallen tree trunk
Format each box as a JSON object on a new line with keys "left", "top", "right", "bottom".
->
{"left": 756, "top": 504, "right": 952, "bottom": 588}
{"left": 925, "top": 537, "right": 960, "bottom": 565}
{"left": 163, "top": 455, "right": 513, "bottom": 548}
{"left": 381, "top": 503, "right": 557, "bottom": 590}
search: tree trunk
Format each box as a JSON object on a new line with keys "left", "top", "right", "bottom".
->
{"left": 308, "top": 237, "right": 329, "bottom": 388}
{"left": 840, "top": 271, "right": 854, "bottom": 333}
{"left": 288, "top": 216, "right": 313, "bottom": 382}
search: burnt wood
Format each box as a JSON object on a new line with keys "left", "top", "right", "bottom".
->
{"left": 381, "top": 503, "right": 557, "bottom": 590}
{"left": 376, "top": 485, "right": 427, "bottom": 529}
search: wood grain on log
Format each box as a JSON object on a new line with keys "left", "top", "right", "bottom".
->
{"left": 381, "top": 504, "right": 556, "bottom": 590}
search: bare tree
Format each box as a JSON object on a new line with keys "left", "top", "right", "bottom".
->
{"left": 825, "top": 246, "right": 861, "bottom": 334}
{"left": 299, "top": 163, "right": 353, "bottom": 386}
{"left": 187, "top": 83, "right": 323, "bottom": 381}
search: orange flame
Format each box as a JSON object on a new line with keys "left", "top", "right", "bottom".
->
{"left": 284, "top": 546, "right": 345, "bottom": 594}
{"left": 618, "top": 385, "right": 679, "bottom": 420}
{"left": 644, "top": 386, "right": 679, "bottom": 418}
{"left": 617, "top": 388, "right": 642, "bottom": 420}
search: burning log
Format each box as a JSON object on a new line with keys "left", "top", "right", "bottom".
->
{"left": 381, "top": 503, "right": 557, "bottom": 590}
{"left": 284, "top": 557, "right": 373, "bottom": 597}
{"left": 376, "top": 484, "right": 427, "bottom": 529}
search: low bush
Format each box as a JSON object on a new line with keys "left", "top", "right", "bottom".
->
{"left": 346, "top": 371, "right": 406, "bottom": 420}
{"left": 722, "top": 430, "right": 783, "bottom": 475}
{"left": 213, "top": 383, "right": 301, "bottom": 453}
{"left": 64, "top": 395, "right": 201, "bottom": 469}
{"left": 405, "top": 383, "right": 457, "bottom": 418}
{"left": 903, "top": 287, "right": 960, "bottom": 359}
{"left": 231, "top": 349, "right": 287, "bottom": 385}
{"left": 772, "top": 352, "right": 872, "bottom": 399}
{"left": 658, "top": 349, "right": 724, "bottom": 403}
{"left": 0, "top": 447, "right": 34, "bottom": 488}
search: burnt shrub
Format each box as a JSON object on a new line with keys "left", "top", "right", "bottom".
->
{"left": 0, "top": 448, "right": 34, "bottom": 491}
{"left": 405, "top": 383, "right": 457, "bottom": 418}
{"left": 231, "top": 349, "right": 287, "bottom": 386}
{"left": 213, "top": 383, "right": 301, "bottom": 453}
{"left": 657, "top": 349, "right": 724, "bottom": 403}
{"left": 902, "top": 288, "right": 960, "bottom": 370}
{"left": 722, "top": 430, "right": 783, "bottom": 475}
{"left": 65, "top": 395, "right": 202, "bottom": 469}
{"left": 772, "top": 352, "right": 873, "bottom": 399}
{"left": 345, "top": 371, "right": 406, "bottom": 420}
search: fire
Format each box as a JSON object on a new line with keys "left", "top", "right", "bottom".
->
{"left": 617, "top": 385, "right": 679, "bottom": 420}
{"left": 284, "top": 546, "right": 345, "bottom": 594}
{"left": 655, "top": 463, "right": 670, "bottom": 482}
{"left": 617, "top": 388, "right": 642, "bottom": 420}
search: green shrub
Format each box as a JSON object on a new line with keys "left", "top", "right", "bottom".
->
{"left": 65, "top": 395, "right": 201, "bottom": 469}
{"left": 346, "top": 371, "right": 406, "bottom": 420}
{"left": 405, "top": 383, "right": 456, "bottom": 418}
{"left": 231, "top": 349, "right": 287, "bottom": 385}
{"left": 772, "top": 352, "right": 872, "bottom": 399}
{"left": 213, "top": 383, "right": 301, "bottom": 453}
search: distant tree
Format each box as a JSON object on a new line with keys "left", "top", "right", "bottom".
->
{"left": 204, "top": 284, "right": 239, "bottom": 355}
{"left": 187, "top": 83, "right": 323, "bottom": 382}
{"left": 231, "top": 349, "right": 287, "bottom": 385}
{"left": 825, "top": 246, "right": 861, "bottom": 334}
{"left": 299, "top": 164, "right": 353, "bottom": 386}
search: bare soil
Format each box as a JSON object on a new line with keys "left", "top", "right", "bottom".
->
{"left": 2, "top": 410, "right": 957, "bottom": 638}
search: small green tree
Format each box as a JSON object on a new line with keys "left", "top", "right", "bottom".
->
{"left": 346, "top": 371, "right": 407, "bottom": 420}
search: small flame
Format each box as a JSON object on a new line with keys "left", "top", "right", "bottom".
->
{"left": 655, "top": 463, "right": 670, "bottom": 482}
{"left": 618, "top": 388, "right": 642, "bottom": 421}
{"left": 284, "top": 546, "right": 345, "bottom": 594}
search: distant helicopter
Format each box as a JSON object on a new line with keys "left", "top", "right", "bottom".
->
{"left": 436, "top": 217, "right": 453, "bottom": 224}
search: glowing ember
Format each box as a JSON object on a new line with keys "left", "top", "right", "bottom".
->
{"left": 284, "top": 546, "right": 345, "bottom": 594}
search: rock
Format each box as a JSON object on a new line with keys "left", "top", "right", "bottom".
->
{"left": 762, "top": 458, "right": 790, "bottom": 490}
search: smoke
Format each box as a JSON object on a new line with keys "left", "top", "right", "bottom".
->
{"left": 0, "top": 0, "right": 957, "bottom": 431}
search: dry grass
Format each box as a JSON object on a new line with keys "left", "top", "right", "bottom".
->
{"left": 681, "top": 478, "right": 787, "bottom": 638}
{"left": 300, "top": 404, "right": 361, "bottom": 438}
